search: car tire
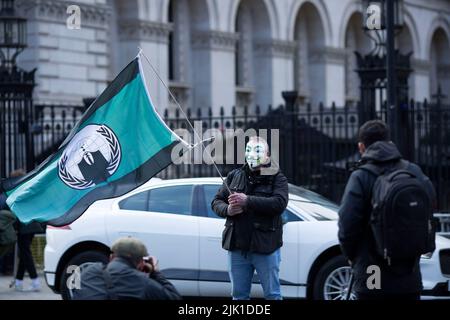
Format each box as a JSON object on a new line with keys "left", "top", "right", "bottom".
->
{"left": 312, "top": 255, "right": 354, "bottom": 300}
{"left": 60, "top": 250, "right": 109, "bottom": 300}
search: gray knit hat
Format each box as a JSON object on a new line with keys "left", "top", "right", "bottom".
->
{"left": 111, "top": 237, "right": 149, "bottom": 264}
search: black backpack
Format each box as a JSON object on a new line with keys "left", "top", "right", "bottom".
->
{"left": 361, "top": 160, "right": 436, "bottom": 265}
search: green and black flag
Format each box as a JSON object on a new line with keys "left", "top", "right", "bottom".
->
{"left": 4, "top": 54, "right": 189, "bottom": 226}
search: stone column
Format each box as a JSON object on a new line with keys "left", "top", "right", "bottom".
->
{"left": 411, "top": 59, "right": 431, "bottom": 102}
{"left": 310, "top": 47, "right": 347, "bottom": 107}
{"left": 191, "top": 31, "right": 238, "bottom": 115}
{"left": 117, "top": 20, "right": 172, "bottom": 112}
{"left": 254, "top": 40, "right": 296, "bottom": 111}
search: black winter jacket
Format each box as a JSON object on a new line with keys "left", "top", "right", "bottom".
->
{"left": 338, "top": 141, "right": 436, "bottom": 295}
{"left": 72, "top": 257, "right": 181, "bottom": 300}
{"left": 211, "top": 164, "right": 288, "bottom": 254}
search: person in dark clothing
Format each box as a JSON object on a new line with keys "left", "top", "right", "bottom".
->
{"left": 14, "top": 221, "right": 44, "bottom": 291}
{"left": 0, "top": 193, "right": 7, "bottom": 210}
{"left": 338, "top": 120, "right": 436, "bottom": 300}
{"left": 3, "top": 169, "right": 43, "bottom": 291}
{"left": 0, "top": 193, "right": 15, "bottom": 275}
{"left": 211, "top": 136, "right": 288, "bottom": 300}
{"left": 72, "top": 237, "right": 181, "bottom": 300}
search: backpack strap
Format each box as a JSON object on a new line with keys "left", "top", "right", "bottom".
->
{"left": 101, "top": 266, "right": 118, "bottom": 300}
{"left": 359, "top": 159, "right": 408, "bottom": 177}
{"left": 358, "top": 162, "right": 385, "bottom": 177}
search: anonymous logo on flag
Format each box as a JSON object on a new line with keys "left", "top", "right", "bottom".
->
{"left": 58, "top": 124, "right": 121, "bottom": 189}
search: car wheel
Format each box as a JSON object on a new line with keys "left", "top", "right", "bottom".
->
{"left": 312, "top": 255, "right": 356, "bottom": 300}
{"left": 60, "top": 250, "right": 109, "bottom": 300}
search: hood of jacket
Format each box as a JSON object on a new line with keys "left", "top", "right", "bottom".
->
{"left": 361, "top": 140, "right": 402, "bottom": 163}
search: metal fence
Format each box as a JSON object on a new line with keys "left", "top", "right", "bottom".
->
{"left": 158, "top": 100, "right": 450, "bottom": 210}
{"left": 1, "top": 99, "right": 449, "bottom": 210}
{"left": 435, "top": 213, "right": 450, "bottom": 238}
{"left": 0, "top": 97, "right": 34, "bottom": 176}
{"left": 0, "top": 102, "right": 87, "bottom": 177}
{"left": 29, "top": 104, "right": 86, "bottom": 165}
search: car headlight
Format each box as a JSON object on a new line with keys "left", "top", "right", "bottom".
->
{"left": 421, "top": 252, "right": 434, "bottom": 259}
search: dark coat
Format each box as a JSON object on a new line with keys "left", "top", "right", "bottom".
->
{"left": 0, "top": 193, "right": 43, "bottom": 235}
{"left": 211, "top": 164, "right": 288, "bottom": 254}
{"left": 0, "top": 193, "right": 8, "bottom": 211}
{"left": 72, "top": 257, "right": 181, "bottom": 300}
{"left": 17, "top": 221, "right": 44, "bottom": 235}
{"left": 0, "top": 210, "right": 17, "bottom": 256}
{"left": 338, "top": 141, "right": 436, "bottom": 295}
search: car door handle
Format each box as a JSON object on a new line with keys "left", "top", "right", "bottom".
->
{"left": 119, "top": 232, "right": 138, "bottom": 237}
{"left": 206, "top": 237, "right": 221, "bottom": 242}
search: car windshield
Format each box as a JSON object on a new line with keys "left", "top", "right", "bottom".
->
{"left": 288, "top": 184, "right": 339, "bottom": 221}
{"left": 290, "top": 201, "right": 338, "bottom": 221}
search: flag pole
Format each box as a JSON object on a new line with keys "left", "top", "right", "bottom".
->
{"left": 137, "top": 48, "right": 232, "bottom": 194}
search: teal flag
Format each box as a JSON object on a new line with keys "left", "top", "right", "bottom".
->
{"left": 4, "top": 55, "right": 188, "bottom": 226}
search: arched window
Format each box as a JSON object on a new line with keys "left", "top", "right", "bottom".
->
{"left": 430, "top": 28, "right": 450, "bottom": 101}
{"left": 167, "top": 0, "right": 211, "bottom": 111}
{"left": 293, "top": 3, "right": 326, "bottom": 107}
{"left": 344, "top": 12, "right": 371, "bottom": 106}
{"left": 168, "top": 0, "right": 174, "bottom": 81}
{"left": 235, "top": 4, "right": 252, "bottom": 88}
{"left": 397, "top": 25, "right": 415, "bottom": 100}
{"left": 234, "top": 0, "right": 272, "bottom": 110}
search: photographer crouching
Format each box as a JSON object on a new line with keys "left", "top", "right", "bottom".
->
{"left": 73, "top": 237, "right": 181, "bottom": 300}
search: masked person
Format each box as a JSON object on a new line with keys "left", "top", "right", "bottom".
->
{"left": 211, "top": 136, "right": 288, "bottom": 300}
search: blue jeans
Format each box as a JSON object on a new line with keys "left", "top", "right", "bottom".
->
{"left": 228, "top": 249, "right": 282, "bottom": 300}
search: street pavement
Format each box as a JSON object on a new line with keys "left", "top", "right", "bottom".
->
{"left": 0, "top": 273, "right": 447, "bottom": 300}
{"left": 0, "top": 273, "right": 61, "bottom": 300}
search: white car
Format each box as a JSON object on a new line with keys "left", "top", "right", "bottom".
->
{"left": 44, "top": 178, "right": 450, "bottom": 300}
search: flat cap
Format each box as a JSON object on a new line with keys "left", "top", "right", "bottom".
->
{"left": 111, "top": 237, "right": 148, "bottom": 262}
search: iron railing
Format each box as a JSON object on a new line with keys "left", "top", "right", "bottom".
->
{"left": 1, "top": 99, "right": 449, "bottom": 210}
{"left": 435, "top": 213, "right": 450, "bottom": 238}
{"left": 158, "top": 100, "right": 450, "bottom": 210}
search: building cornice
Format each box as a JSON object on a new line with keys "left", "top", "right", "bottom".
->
{"left": 412, "top": 58, "right": 431, "bottom": 73}
{"left": 254, "top": 40, "right": 296, "bottom": 58}
{"left": 118, "top": 20, "right": 172, "bottom": 43}
{"left": 17, "top": 0, "right": 111, "bottom": 29}
{"left": 310, "top": 47, "right": 348, "bottom": 64}
{"left": 191, "top": 31, "right": 238, "bottom": 52}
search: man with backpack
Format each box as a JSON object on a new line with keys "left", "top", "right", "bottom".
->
{"left": 338, "top": 120, "right": 436, "bottom": 300}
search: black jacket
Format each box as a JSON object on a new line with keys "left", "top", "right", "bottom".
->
{"left": 0, "top": 193, "right": 44, "bottom": 235}
{"left": 338, "top": 141, "right": 436, "bottom": 295}
{"left": 72, "top": 257, "right": 181, "bottom": 300}
{"left": 0, "top": 193, "right": 8, "bottom": 211}
{"left": 17, "top": 221, "right": 45, "bottom": 235}
{"left": 211, "top": 164, "right": 288, "bottom": 254}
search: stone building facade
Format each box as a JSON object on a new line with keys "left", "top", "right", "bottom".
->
{"left": 15, "top": 0, "right": 450, "bottom": 115}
